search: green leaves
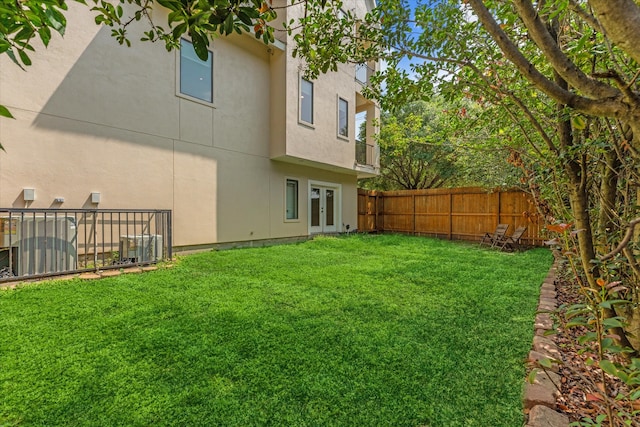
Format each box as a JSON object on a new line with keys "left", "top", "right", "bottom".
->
{"left": 292, "top": 0, "right": 378, "bottom": 80}
{"left": 537, "top": 357, "right": 555, "bottom": 369}
{"left": 18, "top": 49, "right": 32, "bottom": 66}
{"left": 189, "top": 31, "right": 209, "bottom": 61}
{"left": 599, "top": 359, "right": 618, "bottom": 376}
{"left": 0, "top": 105, "right": 14, "bottom": 119}
{"left": 0, "top": 0, "right": 69, "bottom": 68}
{"left": 155, "top": 0, "right": 181, "bottom": 12}
{"left": 44, "top": 7, "right": 67, "bottom": 35}
{"left": 132, "top": 0, "right": 276, "bottom": 61}
{"left": 602, "top": 317, "right": 625, "bottom": 330}
{"left": 362, "top": 100, "right": 461, "bottom": 190}
{"left": 598, "top": 300, "right": 629, "bottom": 310}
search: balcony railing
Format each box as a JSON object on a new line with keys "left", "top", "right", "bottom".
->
{"left": 0, "top": 208, "right": 172, "bottom": 282}
{"left": 355, "top": 63, "right": 375, "bottom": 86}
{"left": 356, "top": 141, "right": 378, "bottom": 167}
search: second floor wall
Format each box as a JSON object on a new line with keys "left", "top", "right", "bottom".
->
{"left": 0, "top": 1, "right": 379, "bottom": 175}
{"left": 0, "top": 3, "right": 277, "bottom": 159}
{"left": 269, "top": 0, "right": 380, "bottom": 175}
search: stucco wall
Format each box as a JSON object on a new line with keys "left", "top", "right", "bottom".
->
{"left": 273, "top": 0, "right": 380, "bottom": 171}
{"left": 0, "top": 2, "right": 361, "bottom": 247}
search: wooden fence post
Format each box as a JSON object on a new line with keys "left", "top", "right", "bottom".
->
{"left": 374, "top": 192, "right": 379, "bottom": 232}
{"left": 412, "top": 194, "right": 416, "bottom": 234}
{"left": 497, "top": 190, "right": 501, "bottom": 225}
{"left": 448, "top": 191, "right": 453, "bottom": 240}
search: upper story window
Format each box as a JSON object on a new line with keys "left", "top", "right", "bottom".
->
{"left": 300, "top": 78, "right": 314, "bottom": 125}
{"left": 179, "top": 38, "right": 213, "bottom": 104}
{"left": 338, "top": 97, "right": 348, "bottom": 138}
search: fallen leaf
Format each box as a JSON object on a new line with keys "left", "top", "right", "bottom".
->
{"left": 586, "top": 393, "right": 603, "bottom": 402}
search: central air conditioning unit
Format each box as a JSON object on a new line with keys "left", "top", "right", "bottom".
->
{"left": 1, "top": 216, "right": 78, "bottom": 276}
{"left": 119, "top": 235, "right": 163, "bottom": 263}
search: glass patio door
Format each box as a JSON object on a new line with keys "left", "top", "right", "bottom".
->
{"left": 309, "top": 184, "right": 338, "bottom": 233}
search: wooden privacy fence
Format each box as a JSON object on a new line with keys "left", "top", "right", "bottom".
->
{"left": 357, "top": 187, "right": 545, "bottom": 246}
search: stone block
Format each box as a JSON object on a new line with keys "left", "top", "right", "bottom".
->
{"left": 533, "top": 336, "right": 561, "bottom": 359}
{"left": 534, "top": 313, "right": 554, "bottom": 330}
{"left": 539, "top": 297, "right": 557, "bottom": 307}
{"left": 528, "top": 350, "right": 559, "bottom": 372}
{"left": 541, "top": 283, "right": 556, "bottom": 293}
{"left": 528, "top": 368, "right": 561, "bottom": 392}
{"left": 535, "top": 328, "right": 551, "bottom": 337}
{"left": 524, "top": 383, "right": 556, "bottom": 410}
{"left": 540, "top": 290, "right": 558, "bottom": 300}
{"left": 526, "top": 405, "right": 569, "bottom": 427}
{"left": 101, "top": 270, "right": 122, "bottom": 278}
{"left": 538, "top": 303, "right": 556, "bottom": 312}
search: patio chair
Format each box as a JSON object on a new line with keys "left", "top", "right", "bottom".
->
{"left": 495, "top": 225, "right": 527, "bottom": 251}
{"left": 479, "top": 223, "right": 510, "bottom": 247}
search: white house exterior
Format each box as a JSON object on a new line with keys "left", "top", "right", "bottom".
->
{"left": 0, "top": 0, "right": 379, "bottom": 251}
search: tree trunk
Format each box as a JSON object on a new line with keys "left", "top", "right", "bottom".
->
{"left": 597, "top": 149, "right": 620, "bottom": 253}
{"left": 615, "top": 290, "right": 640, "bottom": 352}
{"left": 554, "top": 76, "right": 637, "bottom": 351}
{"left": 588, "top": 0, "right": 640, "bottom": 65}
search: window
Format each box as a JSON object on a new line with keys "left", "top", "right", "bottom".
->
{"left": 285, "top": 179, "right": 299, "bottom": 220}
{"left": 179, "top": 38, "right": 213, "bottom": 103}
{"left": 338, "top": 97, "right": 348, "bottom": 138}
{"left": 300, "top": 78, "right": 314, "bottom": 125}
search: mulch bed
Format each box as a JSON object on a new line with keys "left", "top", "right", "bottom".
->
{"left": 552, "top": 277, "right": 640, "bottom": 426}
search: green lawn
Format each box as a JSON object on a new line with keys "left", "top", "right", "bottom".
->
{"left": 0, "top": 234, "right": 552, "bottom": 426}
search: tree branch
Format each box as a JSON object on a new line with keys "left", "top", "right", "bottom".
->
{"left": 513, "top": 0, "right": 620, "bottom": 100}
{"left": 588, "top": 0, "right": 640, "bottom": 65}
{"left": 600, "top": 217, "right": 640, "bottom": 260}
{"left": 568, "top": 0, "right": 600, "bottom": 29}
{"left": 467, "top": 0, "right": 625, "bottom": 118}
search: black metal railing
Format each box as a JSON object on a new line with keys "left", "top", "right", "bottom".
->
{"left": 0, "top": 209, "right": 172, "bottom": 282}
{"left": 356, "top": 141, "right": 377, "bottom": 166}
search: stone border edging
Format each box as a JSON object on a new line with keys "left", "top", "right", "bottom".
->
{"left": 523, "top": 260, "right": 570, "bottom": 427}
{"left": 0, "top": 266, "right": 164, "bottom": 290}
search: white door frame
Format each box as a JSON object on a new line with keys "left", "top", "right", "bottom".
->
{"left": 308, "top": 180, "right": 342, "bottom": 234}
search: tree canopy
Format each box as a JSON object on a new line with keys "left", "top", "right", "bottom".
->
{"left": 360, "top": 99, "right": 523, "bottom": 190}
{"left": 363, "top": 101, "right": 458, "bottom": 190}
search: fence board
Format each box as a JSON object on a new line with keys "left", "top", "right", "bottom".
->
{"left": 358, "top": 190, "right": 380, "bottom": 233}
{"left": 357, "top": 188, "right": 544, "bottom": 245}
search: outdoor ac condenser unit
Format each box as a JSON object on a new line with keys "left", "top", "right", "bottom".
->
{"left": 119, "top": 235, "right": 163, "bottom": 263}
{"left": 9, "top": 216, "right": 77, "bottom": 276}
